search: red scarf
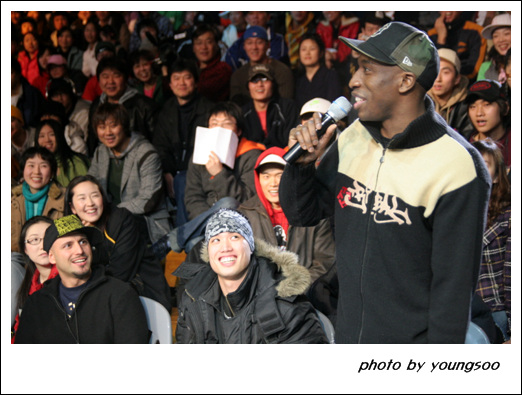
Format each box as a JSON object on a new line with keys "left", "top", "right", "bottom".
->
{"left": 253, "top": 147, "right": 289, "bottom": 235}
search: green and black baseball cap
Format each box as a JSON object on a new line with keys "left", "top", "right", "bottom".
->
{"left": 339, "top": 21, "right": 439, "bottom": 91}
{"left": 43, "top": 215, "right": 104, "bottom": 253}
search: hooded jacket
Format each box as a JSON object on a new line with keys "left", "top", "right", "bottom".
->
{"left": 427, "top": 75, "right": 473, "bottom": 138}
{"left": 175, "top": 239, "right": 328, "bottom": 344}
{"left": 280, "top": 97, "right": 491, "bottom": 343}
{"left": 88, "top": 132, "right": 170, "bottom": 242}
{"left": 239, "top": 147, "right": 335, "bottom": 283}
{"left": 184, "top": 137, "right": 265, "bottom": 220}
{"left": 14, "top": 266, "right": 150, "bottom": 344}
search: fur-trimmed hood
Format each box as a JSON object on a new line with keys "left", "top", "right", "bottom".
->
{"left": 199, "top": 238, "right": 311, "bottom": 298}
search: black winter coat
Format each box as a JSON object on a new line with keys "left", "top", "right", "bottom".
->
{"left": 15, "top": 266, "right": 150, "bottom": 344}
{"left": 97, "top": 206, "right": 172, "bottom": 311}
{"left": 242, "top": 97, "right": 299, "bottom": 149}
{"left": 152, "top": 95, "right": 214, "bottom": 175}
{"left": 175, "top": 239, "right": 328, "bottom": 344}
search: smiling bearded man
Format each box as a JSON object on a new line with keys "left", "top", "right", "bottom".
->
{"left": 14, "top": 215, "right": 150, "bottom": 344}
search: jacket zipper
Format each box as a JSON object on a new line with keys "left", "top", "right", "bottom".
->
{"left": 185, "top": 289, "right": 206, "bottom": 343}
{"left": 357, "top": 145, "right": 388, "bottom": 343}
{"left": 50, "top": 295, "right": 79, "bottom": 344}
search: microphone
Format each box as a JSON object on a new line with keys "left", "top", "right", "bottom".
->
{"left": 283, "top": 96, "right": 351, "bottom": 164}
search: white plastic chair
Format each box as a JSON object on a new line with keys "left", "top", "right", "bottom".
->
{"left": 139, "top": 296, "right": 173, "bottom": 344}
{"left": 316, "top": 310, "right": 335, "bottom": 344}
{"left": 465, "top": 321, "right": 490, "bottom": 344}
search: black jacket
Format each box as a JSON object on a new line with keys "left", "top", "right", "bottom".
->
{"left": 175, "top": 239, "right": 328, "bottom": 344}
{"left": 152, "top": 95, "right": 214, "bottom": 175}
{"left": 88, "top": 87, "right": 159, "bottom": 156}
{"left": 242, "top": 97, "right": 299, "bottom": 149}
{"left": 98, "top": 206, "right": 172, "bottom": 311}
{"left": 16, "top": 77, "right": 45, "bottom": 128}
{"left": 15, "top": 266, "right": 150, "bottom": 344}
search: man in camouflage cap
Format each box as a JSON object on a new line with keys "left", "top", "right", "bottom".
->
{"left": 280, "top": 22, "right": 491, "bottom": 343}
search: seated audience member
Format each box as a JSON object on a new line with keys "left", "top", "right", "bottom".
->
{"left": 427, "top": 48, "right": 473, "bottom": 139}
{"left": 81, "top": 41, "right": 116, "bottom": 102}
{"left": 129, "top": 49, "right": 169, "bottom": 107}
{"left": 49, "top": 11, "right": 71, "bottom": 47}
{"left": 17, "top": 31, "right": 43, "bottom": 86}
{"left": 12, "top": 57, "right": 45, "bottom": 128}
{"left": 175, "top": 208, "right": 328, "bottom": 343}
{"left": 242, "top": 63, "right": 299, "bottom": 148}
{"left": 129, "top": 11, "right": 173, "bottom": 53}
{"left": 14, "top": 215, "right": 150, "bottom": 344}
{"left": 45, "top": 53, "right": 87, "bottom": 99}
{"left": 95, "top": 11, "right": 130, "bottom": 52}
{"left": 239, "top": 147, "right": 335, "bottom": 283}
{"left": 192, "top": 24, "right": 233, "bottom": 102}
{"left": 56, "top": 27, "right": 84, "bottom": 75}
{"left": 316, "top": 11, "right": 360, "bottom": 66}
{"left": 81, "top": 19, "right": 100, "bottom": 78}
{"left": 427, "top": 11, "right": 486, "bottom": 80}
{"left": 225, "top": 11, "right": 289, "bottom": 71}
{"left": 229, "top": 26, "right": 294, "bottom": 103}
{"left": 19, "top": 16, "right": 38, "bottom": 36}
{"left": 152, "top": 58, "right": 214, "bottom": 226}
{"left": 472, "top": 139, "right": 511, "bottom": 342}
{"left": 88, "top": 102, "right": 170, "bottom": 243}
{"left": 11, "top": 147, "right": 65, "bottom": 252}
{"left": 477, "top": 13, "right": 511, "bottom": 83}
{"left": 47, "top": 77, "right": 90, "bottom": 140}
{"left": 11, "top": 105, "right": 35, "bottom": 166}
{"left": 29, "top": 44, "right": 52, "bottom": 97}
{"left": 502, "top": 50, "right": 511, "bottom": 107}
{"left": 185, "top": 102, "right": 265, "bottom": 220}
{"left": 34, "top": 119, "right": 90, "bottom": 187}
{"left": 466, "top": 80, "right": 510, "bottom": 169}
{"left": 65, "top": 175, "right": 171, "bottom": 311}
{"left": 11, "top": 216, "right": 57, "bottom": 342}
{"left": 88, "top": 56, "right": 159, "bottom": 154}
{"left": 280, "top": 11, "right": 317, "bottom": 69}
{"left": 221, "top": 11, "right": 247, "bottom": 48}
{"left": 294, "top": 32, "right": 342, "bottom": 110}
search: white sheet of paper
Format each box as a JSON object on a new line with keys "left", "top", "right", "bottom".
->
{"left": 192, "top": 126, "right": 239, "bottom": 169}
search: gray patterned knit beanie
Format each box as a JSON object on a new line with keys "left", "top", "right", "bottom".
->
{"left": 205, "top": 209, "right": 255, "bottom": 252}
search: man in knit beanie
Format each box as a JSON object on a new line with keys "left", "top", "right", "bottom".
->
{"left": 175, "top": 208, "right": 328, "bottom": 343}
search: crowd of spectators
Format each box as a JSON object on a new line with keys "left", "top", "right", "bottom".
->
{"left": 11, "top": 10, "right": 511, "bottom": 344}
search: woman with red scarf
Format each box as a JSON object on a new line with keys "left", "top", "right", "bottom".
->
{"left": 11, "top": 216, "right": 59, "bottom": 342}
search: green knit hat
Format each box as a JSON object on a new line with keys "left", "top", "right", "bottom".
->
{"left": 43, "top": 215, "right": 104, "bottom": 253}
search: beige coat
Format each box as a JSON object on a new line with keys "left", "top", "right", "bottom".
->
{"left": 11, "top": 182, "right": 65, "bottom": 252}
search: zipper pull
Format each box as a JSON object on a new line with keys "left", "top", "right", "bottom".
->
{"left": 380, "top": 148, "right": 387, "bottom": 164}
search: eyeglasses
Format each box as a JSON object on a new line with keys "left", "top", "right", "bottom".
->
{"left": 250, "top": 76, "right": 268, "bottom": 83}
{"left": 25, "top": 237, "right": 43, "bottom": 246}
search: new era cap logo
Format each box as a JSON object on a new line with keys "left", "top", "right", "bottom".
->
{"left": 402, "top": 56, "right": 413, "bottom": 67}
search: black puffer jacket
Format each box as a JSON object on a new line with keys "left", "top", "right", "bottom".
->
{"left": 175, "top": 239, "right": 328, "bottom": 344}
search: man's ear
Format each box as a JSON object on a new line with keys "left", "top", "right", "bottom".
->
{"left": 48, "top": 249, "right": 56, "bottom": 266}
{"left": 398, "top": 72, "right": 416, "bottom": 94}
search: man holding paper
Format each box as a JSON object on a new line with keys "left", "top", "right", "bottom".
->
{"left": 185, "top": 102, "right": 266, "bottom": 220}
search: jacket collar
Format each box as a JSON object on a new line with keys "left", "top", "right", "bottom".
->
{"left": 40, "top": 264, "right": 108, "bottom": 299}
{"left": 361, "top": 96, "right": 449, "bottom": 149}
{"left": 198, "top": 238, "right": 311, "bottom": 298}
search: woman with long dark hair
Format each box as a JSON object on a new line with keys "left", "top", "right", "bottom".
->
{"left": 17, "top": 31, "right": 42, "bottom": 86}
{"left": 65, "top": 175, "right": 171, "bottom": 311}
{"left": 12, "top": 216, "right": 58, "bottom": 342}
{"left": 34, "top": 118, "right": 90, "bottom": 187}
{"left": 472, "top": 138, "right": 511, "bottom": 342}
